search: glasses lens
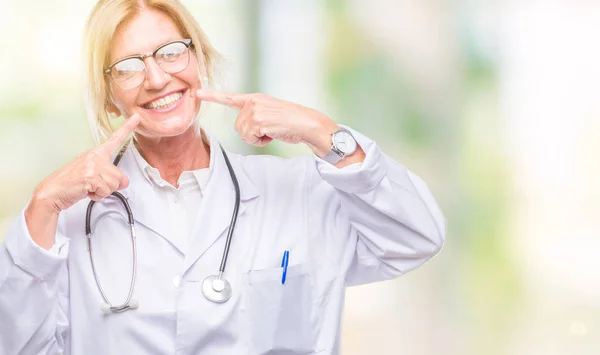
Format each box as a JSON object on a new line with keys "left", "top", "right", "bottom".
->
{"left": 111, "top": 58, "right": 145, "bottom": 90}
{"left": 156, "top": 42, "right": 190, "bottom": 74}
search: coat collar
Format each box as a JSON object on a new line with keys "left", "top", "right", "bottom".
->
{"left": 111, "top": 131, "right": 259, "bottom": 268}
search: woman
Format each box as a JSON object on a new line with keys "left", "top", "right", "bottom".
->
{"left": 0, "top": 0, "right": 446, "bottom": 354}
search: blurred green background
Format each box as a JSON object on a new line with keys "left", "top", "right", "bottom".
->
{"left": 1, "top": 1, "right": 599, "bottom": 354}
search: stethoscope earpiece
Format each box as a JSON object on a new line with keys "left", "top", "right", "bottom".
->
{"left": 128, "top": 299, "right": 139, "bottom": 310}
{"left": 100, "top": 299, "right": 139, "bottom": 314}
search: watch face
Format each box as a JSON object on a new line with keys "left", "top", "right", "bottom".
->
{"left": 333, "top": 130, "right": 357, "bottom": 155}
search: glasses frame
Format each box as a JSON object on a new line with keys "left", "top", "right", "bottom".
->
{"left": 105, "top": 38, "right": 194, "bottom": 90}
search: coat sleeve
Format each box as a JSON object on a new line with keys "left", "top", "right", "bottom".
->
{"left": 306, "top": 126, "right": 446, "bottom": 286}
{"left": 0, "top": 206, "right": 70, "bottom": 355}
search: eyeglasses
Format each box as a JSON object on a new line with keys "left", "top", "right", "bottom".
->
{"left": 105, "top": 39, "right": 193, "bottom": 90}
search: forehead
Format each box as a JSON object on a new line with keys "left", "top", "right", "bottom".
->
{"left": 110, "top": 8, "right": 184, "bottom": 63}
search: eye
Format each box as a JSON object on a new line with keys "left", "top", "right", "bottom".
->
{"left": 112, "top": 59, "right": 144, "bottom": 78}
{"left": 156, "top": 42, "right": 187, "bottom": 62}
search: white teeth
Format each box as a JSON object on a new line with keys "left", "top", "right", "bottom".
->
{"left": 144, "top": 91, "right": 183, "bottom": 110}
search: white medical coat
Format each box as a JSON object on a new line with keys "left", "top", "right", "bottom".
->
{"left": 0, "top": 127, "right": 446, "bottom": 355}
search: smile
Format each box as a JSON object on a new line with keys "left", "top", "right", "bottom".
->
{"left": 143, "top": 90, "right": 184, "bottom": 110}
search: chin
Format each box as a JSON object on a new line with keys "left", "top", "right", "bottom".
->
{"left": 138, "top": 114, "right": 197, "bottom": 139}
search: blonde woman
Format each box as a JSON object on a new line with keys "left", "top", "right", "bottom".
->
{"left": 0, "top": 0, "right": 446, "bottom": 354}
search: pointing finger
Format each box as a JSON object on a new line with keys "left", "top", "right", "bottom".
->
{"left": 99, "top": 113, "right": 141, "bottom": 156}
{"left": 196, "top": 89, "right": 251, "bottom": 110}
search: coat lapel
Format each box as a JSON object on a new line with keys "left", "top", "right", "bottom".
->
{"left": 113, "top": 148, "right": 187, "bottom": 254}
{"left": 94, "top": 133, "right": 259, "bottom": 266}
{"left": 182, "top": 134, "right": 259, "bottom": 273}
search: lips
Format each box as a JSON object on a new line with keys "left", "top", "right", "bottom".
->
{"left": 141, "top": 89, "right": 186, "bottom": 110}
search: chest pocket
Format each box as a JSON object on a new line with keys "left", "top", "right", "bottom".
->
{"left": 241, "top": 261, "right": 324, "bottom": 355}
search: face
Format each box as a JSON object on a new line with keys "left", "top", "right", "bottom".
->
{"left": 108, "top": 9, "right": 203, "bottom": 139}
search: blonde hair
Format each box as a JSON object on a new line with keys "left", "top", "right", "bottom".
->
{"left": 83, "top": 0, "right": 221, "bottom": 143}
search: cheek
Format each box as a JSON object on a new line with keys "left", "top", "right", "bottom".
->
{"left": 177, "top": 68, "right": 203, "bottom": 117}
{"left": 110, "top": 86, "right": 139, "bottom": 115}
{"left": 182, "top": 54, "right": 204, "bottom": 88}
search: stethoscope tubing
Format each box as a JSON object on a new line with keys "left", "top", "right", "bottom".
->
{"left": 85, "top": 141, "right": 240, "bottom": 311}
{"left": 86, "top": 191, "right": 138, "bottom": 313}
{"left": 217, "top": 144, "right": 240, "bottom": 274}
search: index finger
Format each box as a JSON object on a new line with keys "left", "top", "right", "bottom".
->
{"left": 196, "top": 89, "right": 251, "bottom": 110}
{"left": 99, "top": 113, "right": 141, "bottom": 155}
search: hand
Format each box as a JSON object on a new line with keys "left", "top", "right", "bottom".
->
{"left": 196, "top": 89, "right": 340, "bottom": 154}
{"left": 32, "top": 114, "right": 141, "bottom": 214}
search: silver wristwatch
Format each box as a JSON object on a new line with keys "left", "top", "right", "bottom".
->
{"left": 322, "top": 128, "right": 358, "bottom": 165}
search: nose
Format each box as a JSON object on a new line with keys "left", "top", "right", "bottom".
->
{"left": 143, "top": 57, "right": 170, "bottom": 90}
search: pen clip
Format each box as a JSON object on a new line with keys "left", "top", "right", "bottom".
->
{"left": 281, "top": 250, "right": 289, "bottom": 285}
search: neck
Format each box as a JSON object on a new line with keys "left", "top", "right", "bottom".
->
{"left": 134, "top": 126, "right": 210, "bottom": 187}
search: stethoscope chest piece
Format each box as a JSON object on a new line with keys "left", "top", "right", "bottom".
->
{"left": 202, "top": 274, "right": 232, "bottom": 303}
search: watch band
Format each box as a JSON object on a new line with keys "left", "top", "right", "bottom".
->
{"left": 322, "top": 149, "right": 343, "bottom": 165}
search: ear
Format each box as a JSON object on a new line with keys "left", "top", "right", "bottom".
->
{"left": 106, "top": 106, "right": 121, "bottom": 118}
{"left": 199, "top": 74, "right": 209, "bottom": 88}
{"left": 106, "top": 94, "right": 122, "bottom": 118}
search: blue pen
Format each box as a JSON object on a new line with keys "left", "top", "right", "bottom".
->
{"left": 281, "top": 250, "right": 289, "bottom": 284}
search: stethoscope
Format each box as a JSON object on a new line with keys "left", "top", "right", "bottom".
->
{"left": 85, "top": 142, "right": 240, "bottom": 313}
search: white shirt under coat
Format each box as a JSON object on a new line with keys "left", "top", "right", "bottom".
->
{"left": 0, "top": 126, "right": 446, "bottom": 355}
{"left": 131, "top": 142, "right": 211, "bottom": 249}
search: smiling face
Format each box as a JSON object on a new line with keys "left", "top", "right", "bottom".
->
{"left": 108, "top": 8, "right": 204, "bottom": 139}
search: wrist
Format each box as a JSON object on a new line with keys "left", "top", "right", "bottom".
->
{"left": 31, "top": 187, "right": 61, "bottom": 216}
{"left": 26, "top": 191, "right": 61, "bottom": 251}
{"left": 301, "top": 115, "right": 339, "bottom": 157}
